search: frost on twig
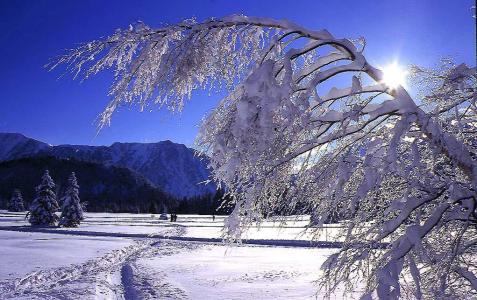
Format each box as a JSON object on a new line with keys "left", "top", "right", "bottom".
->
{"left": 51, "top": 15, "right": 477, "bottom": 299}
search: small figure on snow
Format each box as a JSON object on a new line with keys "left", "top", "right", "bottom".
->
{"left": 59, "top": 172, "right": 84, "bottom": 227}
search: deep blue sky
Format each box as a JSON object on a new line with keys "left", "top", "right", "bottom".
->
{"left": 0, "top": 0, "right": 475, "bottom": 147}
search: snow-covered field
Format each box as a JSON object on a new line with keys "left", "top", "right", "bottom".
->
{"left": 0, "top": 211, "right": 356, "bottom": 299}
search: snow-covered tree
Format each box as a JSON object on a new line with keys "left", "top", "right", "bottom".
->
{"left": 7, "top": 189, "right": 25, "bottom": 212}
{"left": 28, "top": 170, "right": 59, "bottom": 226}
{"left": 59, "top": 172, "right": 84, "bottom": 227}
{"left": 51, "top": 16, "right": 477, "bottom": 299}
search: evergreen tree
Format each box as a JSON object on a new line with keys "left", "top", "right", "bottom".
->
{"left": 28, "top": 170, "right": 59, "bottom": 226}
{"left": 59, "top": 172, "right": 84, "bottom": 227}
{"left": 7, "top": 189, "right": 25, "bottom": 212}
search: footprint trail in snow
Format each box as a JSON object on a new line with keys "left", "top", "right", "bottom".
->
{"left": 0, "top": 225, "right": 188, "bottom": 300}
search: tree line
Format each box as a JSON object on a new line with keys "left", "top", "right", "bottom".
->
{"left": 7, "top": 170, "right": 84, "bottom": 227}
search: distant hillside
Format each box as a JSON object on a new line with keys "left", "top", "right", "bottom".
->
{"left": 0, "top": 156, "right": 175, "bottom": 213}
{"left": 0, "top": 133, "right": 216, "bottom": 199}
{"left": 0, "top": 132, "right": 49, "bottom": 161}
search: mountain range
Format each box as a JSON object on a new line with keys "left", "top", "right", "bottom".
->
{"left": 0, "top": 132, "right": 216, "bottom": 199}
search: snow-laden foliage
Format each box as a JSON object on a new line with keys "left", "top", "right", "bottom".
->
{"left": 52, "top": 16, "right": 477, "bottom": 299}
{"left": 28, "top": 170, "right": 59, "bottom": 226}
{"left": 59, "top": 172, "right": 84, "bottom": 227}
{"left": 48, "top": 16, "right": 285, "bottom": 127}
{"left": 7, "top": 189, "right": 25, "bottom": 212}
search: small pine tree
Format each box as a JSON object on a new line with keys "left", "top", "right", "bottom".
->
{"left": 28, "top": 170, "right": 59, "bottom": 226}
{"left": 7, "top": 189, "right": 25, "bottom": 212}
{"left": 59, "top": 172, "right": 84, "bottom": 227}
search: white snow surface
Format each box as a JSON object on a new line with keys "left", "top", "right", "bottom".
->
{"left": 137, "top": 244, "right": 337, "bottom": 299}
{"left": 0, "top": 230, "right": 133, "bottom": 281}
{"left": 0, "top": 211, "right": 356, "bottom": 299}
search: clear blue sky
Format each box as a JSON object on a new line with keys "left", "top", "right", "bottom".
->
{"left": 0, "top": 0, "right": 475, "bottom": 147}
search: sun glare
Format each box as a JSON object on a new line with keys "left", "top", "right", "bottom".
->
{"left": 381, "top": 62, "right": 408, "bottom": 89}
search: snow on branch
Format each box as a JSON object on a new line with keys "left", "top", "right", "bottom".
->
{"left": 51, "top": 15, "right": 477, "bottom": 299}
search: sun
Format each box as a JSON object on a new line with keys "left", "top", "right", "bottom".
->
{"left": 381, "top": 62, "right": 408, "bottom": 89}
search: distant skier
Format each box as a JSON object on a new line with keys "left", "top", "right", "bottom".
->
{"left": 212, "top": 214, "right": 215, "bottom": 222}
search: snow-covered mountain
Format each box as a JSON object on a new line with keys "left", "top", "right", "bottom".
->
{"left": 0, "top": 133, "right": 49, "bottom": 161}
{"left": 0, "top": 133, "right": 216, "bottom": 199}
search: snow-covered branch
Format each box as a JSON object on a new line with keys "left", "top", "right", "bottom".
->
{"left": 52, "top": 15, "right": 477, "bottom": 299}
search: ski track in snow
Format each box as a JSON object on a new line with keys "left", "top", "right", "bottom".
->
{"left": 0, "top": 212, "right": 356, "bottom": 299}
{"left": 120, "top": 261, "right": 186, "bottom": 300}
{"left": 0, "top": 226, "right": 189, "bottom": 300}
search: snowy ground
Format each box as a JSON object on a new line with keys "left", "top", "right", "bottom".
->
{"left": 0, "top": 211, "right": 357, "bottom": 299}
